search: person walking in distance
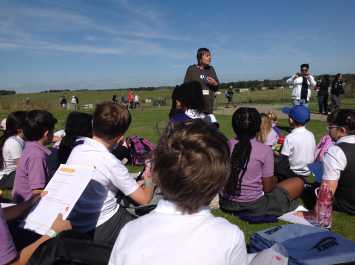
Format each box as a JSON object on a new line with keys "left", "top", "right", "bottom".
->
{"left": 184, "top": 48, "right": 219, "bottom": 114}
{"left": 71, "top": 96, "right": 78, "bottom": 111}
{"left": 317, "top": 75, "right": 330, "bottom": 114}
{"left": 286, "top": 64, "right": 316, "bottom": 107}
{"left": 331, "top": 73, "right": 345, "bottom": 111}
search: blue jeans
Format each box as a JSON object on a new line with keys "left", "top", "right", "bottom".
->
{"left": 317, "top": 95, "right": 328, "bottom": 113}
{"left": 293, "top": 99, "right": 309, "bottom": 108}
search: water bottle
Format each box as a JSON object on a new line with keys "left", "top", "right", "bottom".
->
{"left": 315, "top": 183, "right": 333, "bottom": 229}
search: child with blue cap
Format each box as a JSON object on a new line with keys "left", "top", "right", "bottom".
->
{"left": 274, "top": 105, "right": 316, "bottom": 198}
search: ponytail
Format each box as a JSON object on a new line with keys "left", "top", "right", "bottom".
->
{"left": 225, "top": 134, "right": 252, "bottom": 196}
{"left": 223, "top": 107, "right": 261, "bottom": 197}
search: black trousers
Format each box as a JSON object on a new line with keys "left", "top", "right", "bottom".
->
{"left": 0, "top": 171, "right": 16, "bottom": 190}
{"left": 92, "top": 207, "right": 136, "bottom": 246}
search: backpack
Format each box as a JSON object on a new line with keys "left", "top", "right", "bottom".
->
{"left": 127, "top": 136, "right": 156, "bottom": 166}
{"left": 28, "top": 231, "right": 112, "bottom": 265}
{"left": 249, "top": 224, "right": 355, "bottom": 265}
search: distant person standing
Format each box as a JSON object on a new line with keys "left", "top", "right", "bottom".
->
{"left": 317, "top": 75, "right": 330, "bottom": 114}
{"left": 112, "top": 94, "right": 118, "bottom": 104}
{"left": 184, "top": 48, "right": 219, "bottom": 114}
{"left": 127, "top": 89, "right": 134, "bottom": 109}
{"left": 286, "top": 64, "right": 316, "bottom": 107}
{"left": 60, "top": 96, "right": 67, "bottom": 109}
{"left": 225, "top": 86, "right": 234, "bottom": 107}
{"left": 134, "top": 94, "right": 140, "bottom": 109}
{"left": 331, "top": 73, "right": 345, "bottom": 111}
{"left": 71, "top": 96, "right": 78, "bottom": 111}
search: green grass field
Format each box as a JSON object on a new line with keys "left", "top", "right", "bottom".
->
{"left": 125, "top": 107, "right": 355, "bottom": 243}
{"left": 0, "top": 89, "right": 354, "bottom": 242}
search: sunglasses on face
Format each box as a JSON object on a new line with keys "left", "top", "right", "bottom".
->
{"left": 301, "top": 68, "right": 308, "bottom": 72}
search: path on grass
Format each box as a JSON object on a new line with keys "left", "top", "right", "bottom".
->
{"left": 214, "top": 104, "right": 327, "bottom": 121}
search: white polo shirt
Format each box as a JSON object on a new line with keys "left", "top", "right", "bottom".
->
{"left": 0, "top": 135, "right": 25, "bottom": 179}
{"left": 109, "top": 199, "right": 248, "bottom": 265}
{"left": 281, "top": 126, "right": 316, "bottom": 176}
{"left": 286, "top": 75, "right": 316, "bottom": 101}
{"left": 66, "top": 137, "right": 139, "bottom": 232}
{"left": 322, "top": 135, "right": 355, "bottom": 181}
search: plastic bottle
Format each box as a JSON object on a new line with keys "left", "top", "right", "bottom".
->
{"left": 315, "top": 183, "right": 333, "bottom": 229}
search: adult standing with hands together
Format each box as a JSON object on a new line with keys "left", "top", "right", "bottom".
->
{"left": 184, "top": 48, "right": 219, "bottom": 114}
{"left": 287, "top": 63, "right": 316, "bottom": 107}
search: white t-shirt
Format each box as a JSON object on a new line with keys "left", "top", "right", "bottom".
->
{"left": 66, "top": 137, "right": 139, "bottom": 232}
{"left": 281, "top": 126, "right": 316, "bottom": 176}
{"left": 0, "top": 135, "right": 25, "bottom": 179}
{"left": 322, "top": 135, "right": 355, "bottom": 181}
{"left": 286, "top": 75, "right": 316, "bottom": 101}
{"left": 108, "top": 199, "right": 248, "bottom": 265}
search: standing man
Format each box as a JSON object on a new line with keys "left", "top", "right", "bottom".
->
{"left": 286, "top": 64, "right": 316, "bottom": 107}
{"left": 331, "top": 73, "right": 345, "bottom": 111}
{"left": 71, "top": 96, "right": 78, "bottom": 111}
{"left": 184, "top": 48, "right": 219, "bottom": 114}
{"left": 317, "top": 75, "right": 330, "bottom": 114}
{"left": 127, "top": 89, "right": 134, "bottom": 109}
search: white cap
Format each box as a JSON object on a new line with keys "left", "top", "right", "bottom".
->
{"left": 54, "top": 129, "right": 66, "bottom": 138}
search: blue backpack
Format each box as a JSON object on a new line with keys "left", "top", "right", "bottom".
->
{"left": 250, "top": 224, "right": 355, "bottom": 265}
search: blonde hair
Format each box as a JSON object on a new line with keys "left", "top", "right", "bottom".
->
{"left": 257, "top": 113, "right": 272, "bottom": 143}
{"left": 267, "top": 111, "right": 278, "bottom": 122}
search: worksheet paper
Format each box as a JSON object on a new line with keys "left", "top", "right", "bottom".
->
{"left": 22, "top": 164, "right": 93, "bottom": 235}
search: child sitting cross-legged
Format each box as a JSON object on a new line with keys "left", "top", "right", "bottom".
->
{"left": 219, "top": 107, "right": 299, "bottom": 219}
{"left": 12, "top": 110, "right": 57, "bottom": 202}
{"left": 275, "top": 105, "right": 316, "bottom": 189}
{"left": 108, "top": 119, "right": 248, "bottom": 265}
{"left": 169, "top": 81, "right": 218, "bottom": 128}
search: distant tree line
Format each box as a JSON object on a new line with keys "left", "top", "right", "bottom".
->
{"left": 5, "top": 74, "right": 354, "bottom": 96}
{"left": 0, "top": 90, "right": 16, "bottom": 95}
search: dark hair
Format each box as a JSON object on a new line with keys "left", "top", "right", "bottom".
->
{"left": 300, "top": 63, "right": 309, "bottom": 69}
{"left": 323, "top": 75, "right": 330, "bottom": 82}
{"left": 328, "top": 109, "right": 355, "bottom": 135}
{"left": 169, "top": 81, "right": 205, "bottom": 118}
{"left": 224, "top": 107, "right": 261, "bottom": 196}
{"left": 0, "top": 111, "right": 27, "bottom": 169}
{"left": 23, "top": 110, "right": 57, "bottom": 141}
{"left": 93, "top": 102, "right": 131, "bottom": 140}
{"left": 335, "top": 73, "right": 342, "bottom": 79}
{"left": 196, "top": 47, "right": 210, "bottom": 64}
{"left": 153, "top": 119, "right": 230, "bottom": 214}
{"left": 58, "top": 112, "right": 93, "bottom": 164}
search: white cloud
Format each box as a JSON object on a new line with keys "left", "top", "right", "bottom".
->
{"left": 0, "top": 2, "right": 191, "bottom": 58}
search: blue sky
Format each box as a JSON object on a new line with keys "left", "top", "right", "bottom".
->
{"left": 0, "top": 0, "right": 355, "bottom": 92}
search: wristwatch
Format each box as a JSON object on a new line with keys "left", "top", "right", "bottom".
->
{"left": 45, "top": 228, "right": 58, "bottom": 238}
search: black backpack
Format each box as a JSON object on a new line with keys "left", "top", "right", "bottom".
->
{"left": 28, "top": 231, "right": 113, "bottom": 265}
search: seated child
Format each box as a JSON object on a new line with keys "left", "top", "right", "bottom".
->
{"left": 276, "top": 105, "right": 316, "bottom": 181}
{"left": 219, "top": 108, "right": 300, "bottom": 218}
{"left": 0, "top": 111, "right": 27, "bottom": 190}
{"left": 1, "top": 199, "right": 71, "bottom": 265}
{"left": 257, "top": 113, "right": 279, "bottom": 146}
{"left": 169, "top": 81, "right": 218, "bottom": 127}
{"left": 12, "top": 110, "right": 57, "bottom": 202}
{"left": 267, "top": 111, "right": 282, "bottom": 136}
{"left": 66, "top": 102, "right": 154, "bottom": 245}
{"left": 321, "top": 109, "right": 355, "bottom": 215}
{"left": 108, "top": 120, "right": 248, "bottom": 265}
{"left": 57, "top": 111, "right": 93, "bottom": 165}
